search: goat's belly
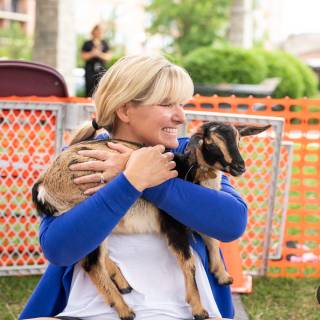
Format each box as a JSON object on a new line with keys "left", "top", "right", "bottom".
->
{"left": 113, "top": 199, "right": 161, "bottom": 234}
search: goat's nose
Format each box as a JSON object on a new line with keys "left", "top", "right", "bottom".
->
{"left": 233, "top": 162, "right": 246, "bottom": 173}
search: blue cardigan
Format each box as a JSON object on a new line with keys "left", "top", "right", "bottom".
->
{"left": 20, "top": 137, "right": 248, "bottom": 320}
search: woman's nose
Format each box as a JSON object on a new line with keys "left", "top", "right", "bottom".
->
{"left": 172, "top": 105, "right": 186, "bottom": 124}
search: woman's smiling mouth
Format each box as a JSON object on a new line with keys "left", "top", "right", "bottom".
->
{"left": 162, "top": 127, "right": 178, "bottom": 135}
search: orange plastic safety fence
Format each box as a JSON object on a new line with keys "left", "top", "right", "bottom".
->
{"left": 187, "top": 96, "right": 320, "bottom": 278}
{"left": 0, "top": 105, "right": 62, "bottom": 272}
{"left": 185, "top": 118, "right": 277, "bottom": 275}
{"left": 0, "top": 95, "right": 319, "bottom": 279}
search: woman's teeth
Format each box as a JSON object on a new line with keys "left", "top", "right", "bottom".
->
{"left": 162, "top": 128, "right": 177, "bottom": 134}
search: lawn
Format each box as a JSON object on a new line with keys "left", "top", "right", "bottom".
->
{"left": 0, "top": 275, "right": 39, "bottom": 320}
{"left": 0, "top": 275, "right": 319, "bottom": 319}
{"left": 241, "top": 276, "right": 320, "bottom": 320}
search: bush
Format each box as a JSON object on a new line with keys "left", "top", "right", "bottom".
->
{"left": 254, "top": 50, "right": 304, "bottom": 98}
{"left": 182, "top": 46, "right": 267, "bottom": 85}
{"left": 106, "top": 54, "right": 123, "bottom": 68}
{"left": 106, "top": 52, "right": 183, "bottom": 68}
{"left": 0, "top": 22, "right": 32, "bottom": 60}
{"left": 163, "top": 53, "right": 183, "bottom": 66}
{"left": 278, "top": 52, "right": 318, "bottom": 97}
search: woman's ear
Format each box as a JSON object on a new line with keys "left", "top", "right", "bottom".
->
{"left": 115, "top": 103, "right": 131, "bottom": 124}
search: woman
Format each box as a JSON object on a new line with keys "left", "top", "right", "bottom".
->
{"left": 20, "top": 55, "right": 247, "bottom": 320}
{"left": 81, "top": 24, "right": 111, "bottom": 97}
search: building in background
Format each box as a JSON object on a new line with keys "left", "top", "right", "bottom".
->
{"left": 1, "top": 0, "right": 320, "bottom": 57}
{"left": 253, "top": 0, "right": 320, "bottom": 78}
{"left": 1, "top": 0, "right": 320, "bottom": 92}
{"left": 0, "top": 0, "right": 35, "bottom": 34}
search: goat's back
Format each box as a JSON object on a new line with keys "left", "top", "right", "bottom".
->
{"left": 34, "top": 139, "right": 139, "bottom": 215}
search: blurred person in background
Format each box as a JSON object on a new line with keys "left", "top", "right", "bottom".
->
{"left": 81, "top": 24, "right": 112, "bottom": 97}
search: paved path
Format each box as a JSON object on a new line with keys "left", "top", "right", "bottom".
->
{"left": 233, "top": 294, "right": 249, "bottom": 320}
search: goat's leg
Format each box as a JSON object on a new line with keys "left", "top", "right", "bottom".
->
{"left": 105, "top": 254, "right": 133, "bottom": 294}
{"left": 201, "top": 235, "right": 233, "bottom": 285}
{"left": 83, "top": 244, "right": 135, "bottom": 320}
{"left": 160, "top": 212, "right": 209, "bottom": 320}
{"left": 87, "top": 264, "right": 135, "bottom": 320}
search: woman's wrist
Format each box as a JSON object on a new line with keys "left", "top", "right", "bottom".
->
{"left": 123, "top": 170, "right": 146, "bottom": 192}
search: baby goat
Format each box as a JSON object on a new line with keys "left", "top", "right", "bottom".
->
{"left": 32, "top": 121, "right": 270, "bottom": 320}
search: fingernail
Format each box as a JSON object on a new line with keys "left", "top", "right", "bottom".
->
{"left": 77, "top": 151, "right": 85, "bottom": 155}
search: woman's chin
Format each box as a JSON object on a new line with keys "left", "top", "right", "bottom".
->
{"left": 163, "top": 139, "right": 179, "bottom": 149}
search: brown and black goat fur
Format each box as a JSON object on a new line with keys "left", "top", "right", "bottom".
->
{"left": 32, "top": 122, "right": 270, "bottom": 320}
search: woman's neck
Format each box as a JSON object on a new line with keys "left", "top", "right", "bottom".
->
{"left": 112, "top": 128, "right": 143, "bottom": 146}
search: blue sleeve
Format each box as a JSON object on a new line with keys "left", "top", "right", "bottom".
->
{"left": 39, "top": 173, "right": 141, "bottom": 266}
{"left": 142, "top": 138, "right": 248, "bottom": 242}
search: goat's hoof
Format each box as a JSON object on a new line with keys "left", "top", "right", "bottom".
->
{"left": 120, "top": 310, "right": 135, "bottom": 320}
{"left": 217, "top": 274, "right": 233, "bottom": 285}
{"left": 119, "top": 285, "right": 133, "bottom": 294}
{"left": 193, "top": 310, "right": 209, "bottom": 320}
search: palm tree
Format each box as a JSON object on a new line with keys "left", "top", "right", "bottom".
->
{"left": 33, "top": 0, "right": 76, "bottom": 93}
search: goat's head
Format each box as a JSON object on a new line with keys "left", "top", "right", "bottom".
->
{"left": 187, "top": 122, "right": 271, "bottom": 177}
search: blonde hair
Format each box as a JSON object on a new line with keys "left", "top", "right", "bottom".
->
{"left": 69, "top": 55, "right": 194, "bottom": 145}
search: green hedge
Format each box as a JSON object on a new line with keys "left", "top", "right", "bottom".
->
{"left": 106, "top": 54, "right": 123, "bottom": 68}
{"left": 107, "top": 53, "right": 183, "bottom": 68}
{"left": 105, "top": 48, "right": 319, "bottom": 98}
{"left": 253, "top": 49, "right": 305, "bottom": 98}
{"left": 183, "top": 46, "right": 267, "bottom": 85}
{"left": 183, "top": 46, "right": 318, "bottom": 98}
{"left": 278, "top": 52, "right": 318, "bottom": 97}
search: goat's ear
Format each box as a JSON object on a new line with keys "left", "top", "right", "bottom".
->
{"left": 187, "top": 133, "right": 203, "bottom": 150}
{"left": 236, "top": 124, "right": 271, "bottom": 137}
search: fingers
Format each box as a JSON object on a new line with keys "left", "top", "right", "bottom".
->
{"left": 83, "top": 185, "right": 104, "bottom": 195}
{"left": 77, "top": 149, "right": 110, "bottom": 161}
{"left": 73, "top": 173, "right": 102, "bottom": 185}
{"left": 167, "top": 160, "right": 176, "bottom": 170}
{"left": 153, "top": 144, "right": 166, "bottom": 153}
{"left": 168, "top": 170, "right": 178, "bottom": 179}
{"left": 69, "top": 160, "right": 106, "bottom": 172}
{"left": 163, "top": 152, "right": 174, "bottom": 161}
{"left": 107, "top": 142, "right": 133, "bottom": 154}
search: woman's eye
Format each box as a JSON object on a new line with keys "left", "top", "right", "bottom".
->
{"left": 159, "top": 103, "right": 184, "bottom": 108}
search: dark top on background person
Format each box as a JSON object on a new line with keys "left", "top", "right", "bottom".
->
{"left": 81, "top": 24, "right": 111, "bottom": 97}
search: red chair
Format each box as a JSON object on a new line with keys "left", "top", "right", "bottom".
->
{"left": 0, "top": 60, "right": 68, "bottom": 97}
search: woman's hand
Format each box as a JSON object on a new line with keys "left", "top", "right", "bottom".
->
{"left": 70, "top": 142, "right": 133, "bottom": 195}
{"left": 124, "top": 145, "right": 177, "bottom": 192}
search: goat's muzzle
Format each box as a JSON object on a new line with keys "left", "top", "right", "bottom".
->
{"left": 229, "top": 162, "right": 246, "bottom": 176}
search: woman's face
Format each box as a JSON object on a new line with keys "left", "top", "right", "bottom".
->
{"left": 121, "top": 102, "right": 186, "bottom": 149}
{"left": 92, "top": 27, "right": 102, "bottom": 39}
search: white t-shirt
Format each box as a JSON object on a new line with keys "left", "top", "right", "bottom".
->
{"left": 57, "top": 234, "right": 223, "bottom": 320}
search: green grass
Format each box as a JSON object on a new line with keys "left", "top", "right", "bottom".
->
{"left": 241, "top": 277, "right": 320, "bottom": 320}
{"left": 1, "top": 275, "right": 320, "bottom": 319}
{"left": 0, "top": 276, "right": 40, "bottom": 320}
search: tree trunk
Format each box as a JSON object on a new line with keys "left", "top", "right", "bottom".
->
{"left": 33, "top": 0, "right": 76, "bottom": 94}
{"left": 227, "top": 0, "right": 253, "bottom": 48}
